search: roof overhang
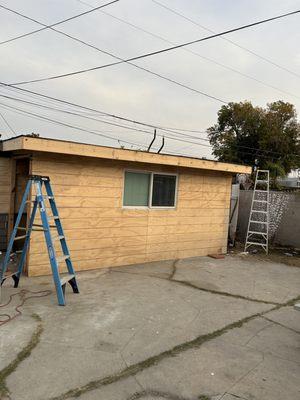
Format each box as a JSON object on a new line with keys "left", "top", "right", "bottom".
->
{"left": 0, "top": 136, "right": 252, "bottom": 174}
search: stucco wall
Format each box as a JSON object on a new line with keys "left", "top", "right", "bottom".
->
{"left": 237, "top": 190, "right": 300, "bottom": 248}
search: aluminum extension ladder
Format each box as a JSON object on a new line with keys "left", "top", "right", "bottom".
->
{"left": 244, "top": 170, "right": 270, "bottom": 254}
{"left": 0, "top": 175, "right": 79, "bottom": 306}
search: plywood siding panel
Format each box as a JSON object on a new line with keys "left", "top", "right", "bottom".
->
{"left": 28, "top": 153, "right": 232, "bottom": 276}
{"left": 0, "top": 158, "right": 12, "bottom": 214}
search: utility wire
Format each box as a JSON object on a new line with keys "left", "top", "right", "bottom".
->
{"left": 0, "top": 101, "right": 148, "bottom": 149}
{"left": 152, "top": 0, "right": 300, "bottom": 81}
{"left": 0, "top": 110, "right": 16, "bottom": 136}
{"left": 73, "top": 0, "right": 300, "bottom": 101}
{"left": 0, "top": 100, "right": 290, "bottom": 162}
{"left": 9, "top": 8, "right": 300, "bottom": 86}
{"left": 1, "top": 92, "right": 298, "bottom": 160}
{"left": 0, "top": 0, "right": 120, "bottom": 45}
{"left": 0, "top": 81, "right": 220, "bottom": 135}
{"left": 2, "top": 82, "right": 300, "bottom": 160}
{"left": 1, "top": 4, "right": 227, "bottom": 103}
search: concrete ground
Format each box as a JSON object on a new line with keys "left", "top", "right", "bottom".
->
{"left": 0, "top": 254, "right": 300, "bottom": 400}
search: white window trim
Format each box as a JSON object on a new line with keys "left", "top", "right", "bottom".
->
{"left": 122, "top": 169, "right": 178, "bottom": 210}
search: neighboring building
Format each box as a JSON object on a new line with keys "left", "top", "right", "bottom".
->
{"left": 278, "top": 169, "right": 300, "bottom": 188}
{"left": 0, "top": 135, "right": 250, "bottom": 276}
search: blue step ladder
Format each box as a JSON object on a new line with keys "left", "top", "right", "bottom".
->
{"left": 0, "top": 175, "right": 79, "bottom": 306}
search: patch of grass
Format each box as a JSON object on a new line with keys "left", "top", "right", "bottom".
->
{"left": 0, "top": 314, "right": 42, "bottom": 398}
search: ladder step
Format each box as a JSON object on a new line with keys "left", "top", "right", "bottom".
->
{"left": 17, "top": 227, "right": 27, "bottom": 231}
{"left": 251, "top": 210, "right": 268, "bottom": 214}
{"left": 60, "top": 274, "right": 75, "bottom": 286}
{"left": 254, "top": 190, "right": 268, "bottom": 193}
{"left": 253, "top": 200, "right": 268, "bottom": 203}
{"left": 57, "top": 255, "right": 70, "bottom": 263}
{"left": 249, "top": 220, "right": 268, "bottom": 224}
{"left": 14, "top": 235, "right": 27, "bottom": 241}
{"left": 48, "top": 216, "right": 59, "bottom": 220}
{"left": 256, "top": 179, "right": 268, "bottom": 183}
{"left": 245, "top": 241, "right": 267, "bottom": 247}
{"left": 248, "top": 230, "right": 267, "bottom": 235}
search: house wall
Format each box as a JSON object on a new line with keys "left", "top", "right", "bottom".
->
{"left": 28, "top": 153, "right": 232, "bottom": 276}
{"left": 0, "top": 157, "right": 14, "bottom": 250}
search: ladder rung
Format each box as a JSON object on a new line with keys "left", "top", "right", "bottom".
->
{"left": 248, "top": 230, "right": 267, "bottom": 235}
{"left": 48, "top": 216, "right": 59, "bottom": 220}
{"left": 246, "top": 241, "right": 267, "bottom": 247}
{"left": 60, "top": 274, "right": 75, "bottom": 286}
{"left": 249, "top": 220, "right": 267, "bottom": 224}
{"left": 256, "top": 179, "right": 268, "bottom": 183}
{"left": 53, "top": 235, "right": 65, "bottom": 241}
{"left": 254, "top": 190, "right": 268, "bottom": 193}
{"left": 14, "top": 235, "right": 27, "bottom": 241}
{"left": 251, "top": 210, "right": 268, "bottom": 214}
{"left": 253, "top": 200, "right": 268, "bottom": 203}
{"left": 17, "top": 227, "right": 27, "bottom": 231}
{"left": 57, "top": 255, "right": 70, "bottom": 263}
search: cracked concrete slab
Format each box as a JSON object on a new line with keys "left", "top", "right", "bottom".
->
{"left": 176, "top": 256, "right": 300, "bottom": 304}
{"left": 0, "top": 255, "right": 299, "bottom": 400}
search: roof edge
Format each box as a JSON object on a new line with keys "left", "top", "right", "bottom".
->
{"left": 1, "top": 135, "right": 252, "bottom": 174}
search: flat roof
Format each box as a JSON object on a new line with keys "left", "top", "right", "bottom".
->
{"left": 0, "top": 135, "right": 252, "bottom": 174}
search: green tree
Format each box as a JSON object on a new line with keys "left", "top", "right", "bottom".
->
{"left": 207, "top": 101, "right": 300, "bottom": 182}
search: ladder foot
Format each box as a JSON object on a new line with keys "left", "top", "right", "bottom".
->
{"left": 12, "top": 273, "right": 20, "bottom": 288}
{"left": 68, "top": 277, "right": 79, "bottom": 294}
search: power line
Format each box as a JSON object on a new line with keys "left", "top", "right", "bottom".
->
{"left": 0, "top": 0, "right": 120, "bottom": 45}
{"left": 73, "top": 0, "right": 300, "bottom": 101}
{"left": 1, "top": 90, "right": 299, "bottom": 160}
{"left": 0, "top": 100, "right": 288, "bottom": 162}
{"left": 0, "top": 101, "right": 148, "bottom": 149}
{"left": 1, "top": 4, "right": 227, "bottom": 104}
{"left": 9, "top": 8, "right": 300, "bottom": 86}
{"left": 152, "top": 0, "right": 300, "bottom": 81}
{"left": 0, "top": 110, "right": 16, "bottom": 136}
{"left": 2, "top": 82, "right": 300, "bottom": 160}
{"left": 0, "top": 81, "right": 220, "bottom": 135}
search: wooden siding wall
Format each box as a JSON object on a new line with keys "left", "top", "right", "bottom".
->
{"left": 0, "top": 157, "right": 14, "bottom": 249}
{"left": 0, "top": 157, "right": 12, "bottom": 214}
{"left": 28, "top": 153, "right": 232, "bottom": 276}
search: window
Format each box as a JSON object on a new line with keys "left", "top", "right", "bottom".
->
{"left": 123, "top": 171, "right": 177, "bottom": 208}
{"left": 123, "top": 172, "right": 150, "bottom": 206}
{"left": 152, "top": 174, "right": 177, "bottom": 207}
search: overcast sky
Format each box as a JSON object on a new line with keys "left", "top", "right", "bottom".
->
{"left": 0, "top": 0, "right": 300, "bottom": 158}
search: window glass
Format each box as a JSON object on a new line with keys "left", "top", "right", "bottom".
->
{"left": 151, "top": 174, "right": 176, "bottom": 207}
{"left": 123, "top": 172, "right": 150, "bottom": 206}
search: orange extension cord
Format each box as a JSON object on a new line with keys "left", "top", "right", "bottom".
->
{"left": 0, "top": 289, "right": 52, "bottom": 326}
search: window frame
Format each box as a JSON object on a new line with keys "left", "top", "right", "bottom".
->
{"left": 122, "top": 169, "right": 178, "bottom": 210}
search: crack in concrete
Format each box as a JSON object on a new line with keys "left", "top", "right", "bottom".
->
{"left": 112, "top": 269, "right": 280, "bottom": 307}
{"left": 243, "top": 322, "right": 274, "bottom": 346}
{"left": 0, "top": 314, "right": 42, "bottom": 399}
{"left": 169, "top": 259, "right": 180, "bottom": 280}
{"left": 260, "top": 316, "right": 300, "bottom": 335}
{"left": 47, "top": 294, "right": 300, "bottom": 400}
{"left": 219, "top": 352, "right": 265, "bottom": 400}
{"left": 127, "top": 389, "right": 204, "bottom": 400}
{"left": 3, "top": 264, "right": 299, "bottom": 400}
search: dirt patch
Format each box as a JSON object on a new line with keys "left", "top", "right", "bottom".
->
{"left": 231, "top": 242, "right": 300, "bottom": 268}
